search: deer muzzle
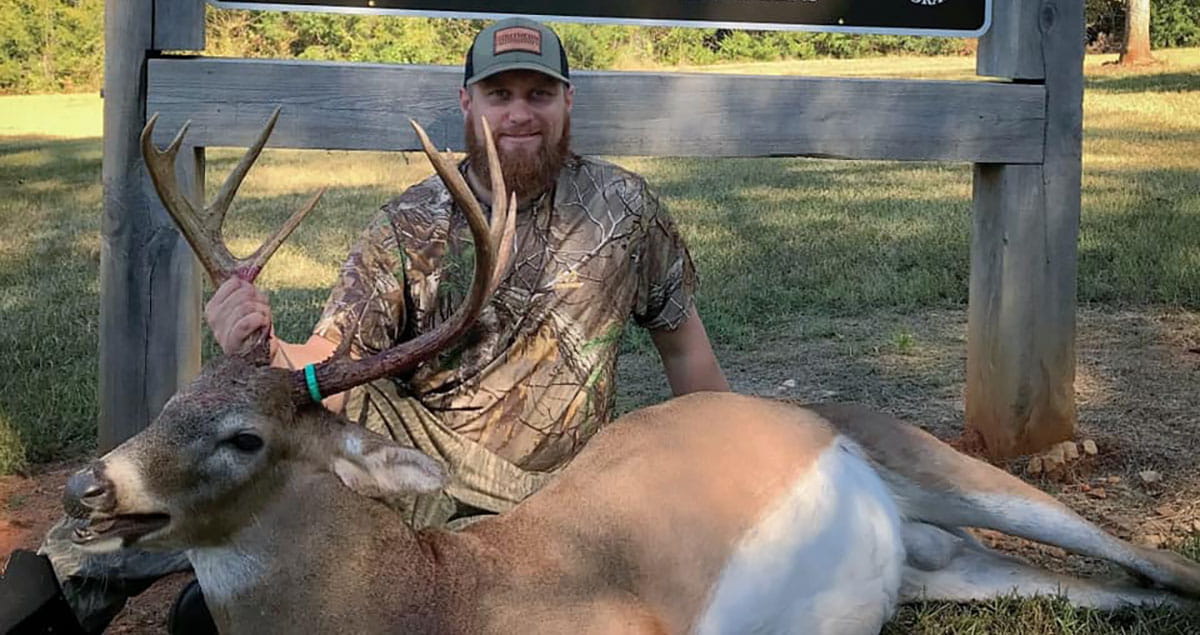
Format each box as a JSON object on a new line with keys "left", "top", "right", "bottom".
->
{"left": 64, "top": 462, "right": 115, "bottom": 516}
{"left": 63, "top": 459, "right": 172, "bottom": 549}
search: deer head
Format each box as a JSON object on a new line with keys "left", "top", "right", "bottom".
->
{"left": 63, "top": 356, "right": 449, "bottom": 551}
{"left": 64, "top": 109, "right": 515, "bottom": 552}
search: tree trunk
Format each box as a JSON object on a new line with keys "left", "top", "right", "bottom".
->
{"left": 1119, "top": 0, "right": 1153, "bottom": 65}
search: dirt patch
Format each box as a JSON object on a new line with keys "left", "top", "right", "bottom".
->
{"left": 0, "top": 463, "right": 69, "bottom": 556}
{"left": 4, "top": 306, "right": 1199, "bottom": 632}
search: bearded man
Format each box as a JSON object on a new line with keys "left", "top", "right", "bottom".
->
{"left": 208, "top": 17, "right": 729, "bottom": 528}
{"left": 13, "top": 17, "right": 728, "bottom": 635}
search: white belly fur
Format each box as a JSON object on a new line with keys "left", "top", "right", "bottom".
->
{"left": 695, "top": 436, "right": 905, "bottom": 635}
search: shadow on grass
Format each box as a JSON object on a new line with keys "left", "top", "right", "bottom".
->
{"left": 1078, "top": 165, "right": 1200, "bottom": 306}
{"left": 1085, "top": 126, "right": 1200, "bottom": 143}
{"left": 1086, "top": 71, "right": 1200, "bottom": 94}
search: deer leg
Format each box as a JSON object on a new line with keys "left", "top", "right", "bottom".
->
{"left": 810, "top": 404, "right": 1200, "bottom": 599}
{"left": 900, "top": 522, "right": 1197, "bottom": 611}
{"left": 879, "top": 463, "right": 1200, "bottom": 599}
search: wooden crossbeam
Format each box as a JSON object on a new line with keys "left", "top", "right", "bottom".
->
{"left": 147, "top": 57, "right": 1045, "bottom": 163}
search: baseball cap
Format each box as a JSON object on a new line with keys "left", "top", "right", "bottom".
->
{"left": 463, "top": 18, "right": 570, "bottom": 87}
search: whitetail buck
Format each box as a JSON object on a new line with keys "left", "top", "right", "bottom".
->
{"left": 63, "top": 111, "right": 1200, "bottom": 634}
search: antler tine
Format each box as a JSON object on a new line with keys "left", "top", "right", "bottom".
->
{"left": 141, "top": 113, "right": 236, "bottom": 284}
{"left": 482, "top": 117, "right": 507, "bottom": 243}
{"left": 289, "top": 119, "right": 504, "bottom": 404}
{"left": 142, "top": 107, "right": 324, "bottom": 289}
{"left": 480, "top": 117, "right": 515, "bottom": 296}
{"left": 407, "top": 119, "right": 515, "bottom": 284}
{"left": 490, "top": 191, "right": 517, "bottom": 297}
{"left": 209, "top": 106, "right": 282, "bottom": 228}
{"left": 243, "top": 186, "right": 326, "bottom": 281}
{"left": 409, "top": 118, "right": 486, "bottom": 227}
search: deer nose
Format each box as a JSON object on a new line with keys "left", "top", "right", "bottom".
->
{"left": 64, "top": 463, "right": 115, "bottom": 517}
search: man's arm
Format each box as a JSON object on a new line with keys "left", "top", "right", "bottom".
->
{"left": 650, "top": 309, "right": 730, "bottom": 396}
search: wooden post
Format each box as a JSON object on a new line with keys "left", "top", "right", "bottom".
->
{"left": 99, "top": 0, "right": 203, "bottom": 450}
{"left": 968, "top": 0, "right": 1085, "bottom": 458}
{"left": 154, "top": 0, "right": 206, "bottom": 51}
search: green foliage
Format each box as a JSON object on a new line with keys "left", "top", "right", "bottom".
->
{"left": 0, "top": 3, "right": 978, "bottom": 95}
{"left": 1152, "top": 0, "right": 1200, "bottom": 47}
{"left": 0, "top": 0, "right": 103, "bottom": 93}
{"left": 8, "top": 0, "right": 1195, "bottom": 95}
{"left": 205, "top": 10, "right": 484, "bottom": 64}
{"left": 1087, "top": 0, "right": 1200, "bottom": 50}
{"left": 648, "top": 28, "right": 721, "bottom": 66}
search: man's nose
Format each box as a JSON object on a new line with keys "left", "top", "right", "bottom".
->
{"left": 504, "top": 99, "right": 534, "bottom": 125}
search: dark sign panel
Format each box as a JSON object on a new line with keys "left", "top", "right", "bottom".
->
{"left": 209, "top": 0, "right": 992, "bottom": 38}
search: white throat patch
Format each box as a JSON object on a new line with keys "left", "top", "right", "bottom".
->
{"left": 188, "top": 544, "right": 268, "bottom": 606}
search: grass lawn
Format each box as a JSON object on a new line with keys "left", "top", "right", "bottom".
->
{"left": 1, "top": 48, "right": 1199, "bottom": 633}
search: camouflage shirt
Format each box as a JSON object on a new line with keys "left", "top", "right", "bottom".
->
{"left": 314, "top": 155, "right": 696, "bottom": 472}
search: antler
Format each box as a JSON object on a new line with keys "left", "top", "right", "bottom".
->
{"left": 140, "top": 107, "right": 325, "bottom": 286}
{"left": 289, "top": 117, "right": 515, "bottom": 405}
{"left": 141, "top": 107, "right": 513, "bottom": 399}
{"left": 290, "top": 118, "right": 516, "bottom": 403}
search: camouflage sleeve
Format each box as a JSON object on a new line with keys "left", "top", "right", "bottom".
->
{"left": 312, "top": 212, "right": 407, "bottom": 357}
{"left": 631, "top": 182, "right": 698, "bottom": 331}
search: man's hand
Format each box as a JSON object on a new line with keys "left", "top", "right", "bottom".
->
{"left": 205, "top": 278, "right": 345, "bottom": 411}
{"left": 205, "top": 278, "right": 274, "bottom": 356}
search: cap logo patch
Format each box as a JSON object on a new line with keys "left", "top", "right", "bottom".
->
{"left": 493, "top": 27, "right": 542, "bottom": 55}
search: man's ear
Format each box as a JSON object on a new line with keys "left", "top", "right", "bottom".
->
{"left": 459, "top": 86, "right": 472, "bottom": 118}
{"left": 564, "top": 83, "right": 574, "bottom": 112}
{"left": 330, "top": 427, "right": 448, "bottom": 499}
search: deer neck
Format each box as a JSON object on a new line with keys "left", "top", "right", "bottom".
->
{"left": 185, "top": 466, "right": 503, "bottom": 633}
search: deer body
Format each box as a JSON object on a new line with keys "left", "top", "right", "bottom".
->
{"left": 66, "top": 361, "right": 1200, "bottom": 633}
{"left": 178, "top": 389, "right": 905, "bottom": 634}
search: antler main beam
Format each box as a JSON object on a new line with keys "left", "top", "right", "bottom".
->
{"left": 140, "top": 107, "right": 325, "bottom": 286}
{"left": 290, "top": 117, "right": 515, "bottom": 405}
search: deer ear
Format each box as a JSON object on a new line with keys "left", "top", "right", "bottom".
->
{"left": 331, "top": 429, "right": 447, "bottom": 498}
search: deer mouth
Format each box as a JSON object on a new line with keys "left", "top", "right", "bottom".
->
{"left": 71, "top": 513, "right": 172, "bottom": 546}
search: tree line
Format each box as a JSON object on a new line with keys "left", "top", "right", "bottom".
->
{"left": 3, "top": 0, "right": 1198, "bottom": 94}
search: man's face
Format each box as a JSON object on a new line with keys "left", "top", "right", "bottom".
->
{"left": 460, "top": 69, "right": 574, "bottom": 198}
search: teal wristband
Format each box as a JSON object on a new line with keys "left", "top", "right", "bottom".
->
{"left": 304, "top": 364, "right": 323, "bottom": 403}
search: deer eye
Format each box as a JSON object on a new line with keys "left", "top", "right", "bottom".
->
{"left": 226, "top": 432, "right": 264, "bottom": 453}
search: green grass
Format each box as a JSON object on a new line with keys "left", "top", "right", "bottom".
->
{"left": 0, "top": 94, "right": 104, "bottom": 138}
{"left": 887, "top": 595, "right": 1200, "bottom": 634}
{"left": 885, "top": 534, "right": 1200, "bottom": 632}
{"left": 2, "top": 49, "right": 1200, "bottom": 630}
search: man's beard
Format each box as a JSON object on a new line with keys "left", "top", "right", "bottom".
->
{"left": 465, "top": 116, "right": 571, "bottom": 202}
